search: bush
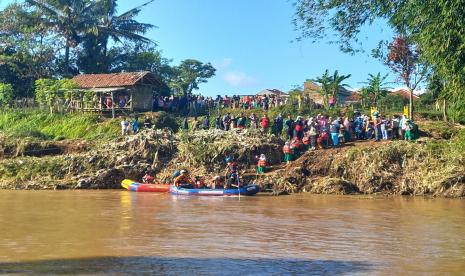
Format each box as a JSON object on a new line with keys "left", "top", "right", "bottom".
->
{"left": 152, "top": 111, "right": 180, "bottom": 132}
{"left": 0, "top": 83, "right": 14, "bottom": 107}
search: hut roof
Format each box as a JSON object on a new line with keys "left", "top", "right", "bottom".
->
{"left": 391, "top": 89, "right": 420, "bottom": 100}
{"left": 73, "top": 71, "right": 163, "bottom": 89}
{"left": 256, "top": 89, "right": 288, "bottom": 97}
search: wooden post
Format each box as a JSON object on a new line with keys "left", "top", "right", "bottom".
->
{"left": 111, "top": 91, "right": 115, "bottom": 119}
{"left": 443, "top": 98, "right": 448, "bottom": 122}
{"left": 130, "top": 89, "right": 134, "bottom": 112}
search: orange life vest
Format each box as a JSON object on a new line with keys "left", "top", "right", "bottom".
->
{"left": 258, "top": 159, "right": 267, "bottom": 167}
{"left": 292, "top": 139, "right": 302, "bottom": 149}
{"left": 302, "top": 136, "right": 310, "bottom": 145}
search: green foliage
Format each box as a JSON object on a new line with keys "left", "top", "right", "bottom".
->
{"left": 34, "top": 78, "right": 79, "bottom": 111}
{"left": 152, "top": 111, "right": 180, "bottom": 132}
{"left": 311, "top": 70, "right": 332, "bottom": 109}
{"left": 78, "top": 1, "right": 155, "bottom": 73}
{"left": 293, "top": 0, "right": 464, "bottom": 123}
{"left": 312, "top": 69, "right": 351, "bottom": 110}
{"left": 361, "top": 73, "right": 391, "bottom": 106}
{"left": 329, "top": 70, "right": 351, "bottom": 99}
{"left": 0, "top": 110, "right": 119, "bottom": 140}
{"left": 169, "top": 59, "right": 216, "bottom": 97}
{"left": 377, "top": 94, "right": 406, "bottom": 111}
{"left": 0, "top": 83, "right": 14, "bottom": 106}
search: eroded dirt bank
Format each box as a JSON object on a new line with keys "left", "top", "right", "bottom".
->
{"left": 0, "top": 123, "right": 464, "bottom": 197}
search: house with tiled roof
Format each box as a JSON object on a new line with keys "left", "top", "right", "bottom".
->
{"left": 390, "top": 88, "right": 420, "bottom": 101}
{"left": 303, "top": 81, "right": 357, "bottom": 105}
{"left": 72, "top": 71, "right": 167, "bottom": 114}
{"left": 256, "top": 89, "right": 288, "bottom": 98}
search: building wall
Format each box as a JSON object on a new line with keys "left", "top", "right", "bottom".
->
{"left": 131, "top": 86, "right": 153, "bottom": 111}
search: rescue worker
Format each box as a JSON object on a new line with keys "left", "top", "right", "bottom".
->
{"left": 142, "top": 169, "right": 155, "bottom": 184}
{"left": 174, "top": 170, "right": 194, "bottom": 189}
{"left": 210, "top": 176, "right": 223, "bottom": 189}
{"left": 283, "top": 141, "right": 294, "bottom": 164}
{"left": 224, "top": 157, "right": 240, "bottom": 188}
{"left": 256, "top": 154, "right": 267, "bottom": 174}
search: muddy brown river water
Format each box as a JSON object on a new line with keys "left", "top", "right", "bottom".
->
{"left": 0, "top": 191, "right": 464, "bottom": 275}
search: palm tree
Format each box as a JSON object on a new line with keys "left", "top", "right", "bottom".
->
{"left": 329, "top": 70, "right": 351, "bottom": 104}
{"left": 25, "top": 0, "right": 95, "bottom": 75}
{"left": 362, "top": 73, "right": 391, "bottom": 106}
{"left": 360, "top": 87, "right": 372, "bottom": 107}
{"left": 93, "top": 0, "right": 155, "bottom": 57}
{"left": 312, "top": 69, "right": 333, "bottom": 110}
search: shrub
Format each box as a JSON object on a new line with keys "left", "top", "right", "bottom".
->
{"left": 152, "top": 111, "right": 180, "bottom": 132}
{"left": 0, "top": 83, "right": 14, "bottom": 107}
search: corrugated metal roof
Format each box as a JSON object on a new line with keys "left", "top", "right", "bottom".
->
{"left": 72, "top": 71, "right": 159, "bottom": 88}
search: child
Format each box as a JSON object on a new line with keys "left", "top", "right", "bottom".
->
{"left": 256, "top": 154, "right": 267, "bottom": 174}
{"left": 283, "top": 141, "right": 294, "bottom": 164}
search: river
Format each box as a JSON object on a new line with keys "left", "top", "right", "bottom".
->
{"left": 0, "top": 191, "right": 464, "bottom": 275}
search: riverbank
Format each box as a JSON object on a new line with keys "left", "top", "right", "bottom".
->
{"left": 0, "top": 111, "right": 464, "bottom": 197}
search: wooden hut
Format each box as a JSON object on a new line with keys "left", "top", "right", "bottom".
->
{"left": 71, "top": 71, "right": 167, "bottom": 116}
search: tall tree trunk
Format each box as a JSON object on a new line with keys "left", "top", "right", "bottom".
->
{"left": 409, "top": 88, "right": 414, "bottom": 119}
{"left": 443, "top": 98, "right": 448, "bottom": 122}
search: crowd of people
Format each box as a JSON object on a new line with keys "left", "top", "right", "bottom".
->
{"left": 151, "top": 94, "right": 288, "bottom": 113}
{"left": 138, "top": 108, "right": 419, "bottom": 189}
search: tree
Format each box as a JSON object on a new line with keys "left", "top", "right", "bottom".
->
{"left": 329, "top": 70, "right": 351, "bottom": 103}
{"left": 0, "top": 83, "right": 14, "bottom": 106}
{"left": 25, "top": 0, "right": 96, "bottom": 75}
{"left": 35, "top": 78, "right": 63, "bottom": 113}
{"left": 0, "top": 3, "right": 58, "bottom": 97}
{"left": 312, "top": 69, "right": 332, "bottom": 110}
{"left": 109, "top": 43, "right": 174, "bottom": 81}
{"left": 169, "top": 60, "right": 216, "bottom": 97}
{"left": 34, "top": 78, "right": 77, "bottom": 113}
{"left": 361, "top": 73, "right": 391, "bottom": 106}
{"left": 292, "top": 0, "right": 465, "bottom": 122}
{"left": 386, "top": 37, "right": 428, "bottom": 118}
{"left": 78, "top": 0, "right": 155, "bottom": 73}
{"left": 359, "top": 87, "right": 371, "bottom": 108}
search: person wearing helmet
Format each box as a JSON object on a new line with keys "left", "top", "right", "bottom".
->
{"left": 210, "top": 175, "right": 223, "bottom": 189}
{"left": 142, "top": 169, "right": 155, "bottom": 184}
{"left": 224, "top": 157, "right": 239, "bottom": 188}
{"left": 174, "top": 169, "right": 193, "bottom": 189}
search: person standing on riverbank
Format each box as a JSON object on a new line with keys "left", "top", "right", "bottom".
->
{"left": 121, "top": 117, "right": 129, "bottom": 136}
{"left": 131, "top": 117, "right": 140, "bottom": 134}
{"left": 256, "top": 154, "right": 267, "bottom": 174}
{"left": 143, "top": 116, "right": 153, "bottom": 129}
{"left": 285, "top": 115, "right": 294, "bottom": 140}
{"left": 274, "top": 114, "right": 284, "bottom": 136}
{"left": 283, "top": 141, "right": 294, "bottom": 164}
{"left": 182, "top": 117, "right": 189, "bottom": 131}
{"left": 250, "top": 113, "right": 258, "bottom": 129}
{"left": 222, "top": 113, "right": 231, "bottom": 131}
{"left": 260, "top": 114, "right": 270, "bottom": 133}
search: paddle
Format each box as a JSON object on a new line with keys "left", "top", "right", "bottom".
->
{"left": 237, "top": 172, "right": 241, "bottom": 200}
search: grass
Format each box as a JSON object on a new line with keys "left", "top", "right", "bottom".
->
{"left": 0, "top": 110, "right": 119, "bottom": 141}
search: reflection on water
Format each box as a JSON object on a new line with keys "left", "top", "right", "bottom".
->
{"left": 0, "top": 191, "right": 464, "bottom": 275}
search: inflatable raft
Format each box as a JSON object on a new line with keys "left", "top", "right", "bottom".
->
{"left": 170, "top": 184, "right": 260, "bottom": 196}
{"left": 121, "top": 179, "right": 170, "bottom": 193}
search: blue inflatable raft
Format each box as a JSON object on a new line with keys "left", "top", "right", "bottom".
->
{"left": 170, "top": 184, "right": 260, "bottom": 196}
